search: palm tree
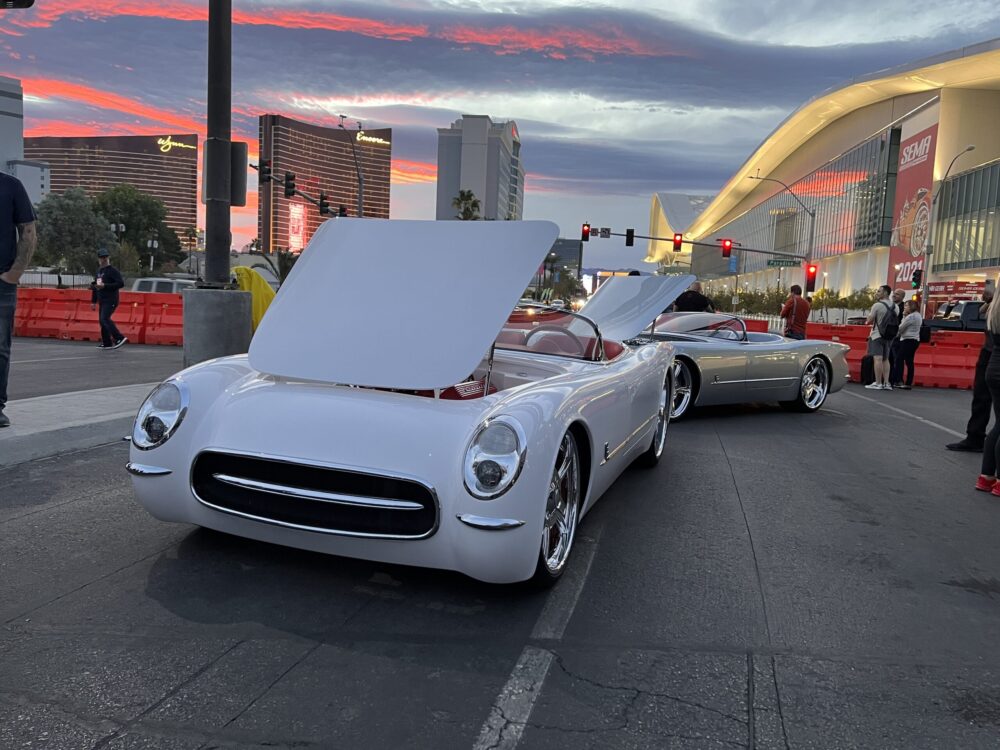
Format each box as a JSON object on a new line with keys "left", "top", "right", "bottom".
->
{"left": 452, "top": 189, "right": 482, "bottom": 220}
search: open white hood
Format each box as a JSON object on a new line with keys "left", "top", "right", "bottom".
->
{"left": 579, "top": 275, "right": 695, "bottom": 342}
{"left": 248, "top": 218, "right": 560, "bottom": 389}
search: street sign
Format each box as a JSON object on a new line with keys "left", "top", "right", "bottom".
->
{"left": 766, "top": 258, "right": 800, "bottom": 267}
{"left": 727, "top": 254, "right": 738, "bottom": 273}
{"left": 599, "top": 227, "right": 611, "bottom": 238}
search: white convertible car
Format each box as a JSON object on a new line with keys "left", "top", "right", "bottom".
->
{"left": 127, "top": 219, "right": 692, "bottom": 584}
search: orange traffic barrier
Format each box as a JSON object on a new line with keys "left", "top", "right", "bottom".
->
{"left": 742, "top": 318, "right": 769, "bottom": 333}
{"left": 21, "top": 288, "right": 74, "bottom": 339}
{"left": 13, "top": 287, "right": 41, "bottom": 336}
{"left": 143, "top": 293, "right": 184, "bottom": 346}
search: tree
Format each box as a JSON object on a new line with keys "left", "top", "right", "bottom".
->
{"left": 93, "top": 184, "right": 185, "bottom": 269}
{"left": 253, "top": 248, "right": 299, "bottom": 285}
{"left": 452, "top": 189, "right": 481, "bottom": 220}
{"left": 34, "top": 188, "right": 115, "bottom": 273}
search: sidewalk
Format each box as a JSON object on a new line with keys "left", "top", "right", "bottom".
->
{"left": 0, "top": 382, "right": 158, "bottom": 469}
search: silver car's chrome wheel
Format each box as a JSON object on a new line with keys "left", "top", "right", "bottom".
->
{"left": 800, "top": 357, "right": 829, "bottom": 410}
{"left": 671, "top": 359, "right": 694, "bottom": 419}
{"left": 542, "top": 432, "right": 580, "bottom": 576}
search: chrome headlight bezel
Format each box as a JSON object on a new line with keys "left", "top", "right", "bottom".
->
{"left": 463, "top": 415, "right": 527, "bottom": 500}
{"left": 132, "top": 379, "right": 190, "bottom": 451}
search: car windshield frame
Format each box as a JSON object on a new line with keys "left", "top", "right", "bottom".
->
{"left": 652, "top": 312, "right": 748, "bottom": 341}
{"left": 494, "top": 303, "right": 607, "bottom": 361}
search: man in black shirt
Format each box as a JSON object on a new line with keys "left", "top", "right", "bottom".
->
{"left": 948, "top": 289, "right": 994, "bottom": 451}
{"left": 0, "top": 173, "right": 37, "bottom": 428}
{"left": 670, "top": 281, "right": 715, "bottom": 313}
{"left": 90, "top": 247, "right": 127, "bottom": 350}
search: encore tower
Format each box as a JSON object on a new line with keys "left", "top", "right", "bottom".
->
{"left": 258, "top": 114, "right": 392, "bottom": 254}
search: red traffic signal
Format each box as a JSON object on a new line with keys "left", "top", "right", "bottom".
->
{"left": 721, "top": 239, "right": 733, "bottom": 258}
{"left": 581, "top": 223, "right": 591, "bottom": 242}
{"left": 805, "top": 264, "right": 818, "bottom": 293}
{"left": 672, "top": 233, "right": 683, "bottom": 252}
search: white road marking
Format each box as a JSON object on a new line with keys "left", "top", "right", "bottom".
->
{"left": 842, "top": 389, "right": 964, "bottom": 438}
{"left": 473, "top": 524, "right": 604, "bottom": 750}
{"left": 12, "top": 355, "right": 98, "bottom": 364}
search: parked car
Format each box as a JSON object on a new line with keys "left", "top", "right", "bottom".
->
{"left": 127, "top": 219, "right": 692, "bottom": 585}
{"left": 131, "top": 277, "right": 196, "bottom": 294}
{"left": 631, "top": 311, "right": 851, "bottom": 419}
{"left": 925, "top": 299, "right": 987, "bottom": 332}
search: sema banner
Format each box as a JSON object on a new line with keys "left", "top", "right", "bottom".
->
{"left": 887, "top": 124, "right": 937, "bottom": 287}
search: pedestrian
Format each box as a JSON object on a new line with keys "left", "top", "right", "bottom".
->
{"left": 893, "top": 300, "right": 922, "bottom": 390}
{"left": 864, "top": 284, "right": 898, "bottom": 390}
{"left": 888, "top": 289, "right": 906, "bottom": 386}
{"left": 948, "top": 287, "right": 994, "bottom": 452}
{"left": 0, "top": 172, "right": 37, "bottom": 428}
{"left": 671, "top": 281, "right": 715, "bottom": 313}
{"left": 91, "top": 247, "right": 127, "bottom": 350}
{"left": 974, "top": 287, "right": 1000, "bottom": 494}
{"left": 779, "top": 284, "right": 811, "bottom": 340}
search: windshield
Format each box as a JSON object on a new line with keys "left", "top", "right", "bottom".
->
{"left": 495, "top": 306, "right": 604, "bottom": 360}
{"left": 653, "top": 312, "right": 747, "bottom": 341}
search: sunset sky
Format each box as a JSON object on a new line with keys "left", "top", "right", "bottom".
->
{"left": 3, "top": 0, "right": 1000, "bottom": 268}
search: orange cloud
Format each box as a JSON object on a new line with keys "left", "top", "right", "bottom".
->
{"left": 391, "top": 159, "right": 436, "bottom": 185}
{"left": 8, "top": 1, "right": 674, "bottom": 59}
{"left": 18, "top": 77, "right": 203, "bottom": 133}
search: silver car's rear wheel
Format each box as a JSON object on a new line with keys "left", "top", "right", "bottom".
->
{"left": 671, "top": 359, "right": 695, "bottom": 419}
{"left": 533, "top": 431, "right": 581, "bottom": 585}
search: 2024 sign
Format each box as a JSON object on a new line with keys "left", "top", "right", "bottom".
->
{"left": 894, "top": 259, "right": 923, "bottom": 285}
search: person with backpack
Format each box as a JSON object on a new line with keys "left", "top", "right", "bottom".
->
{"left": 865, "top": 284, "right": 898, "bottom": 390}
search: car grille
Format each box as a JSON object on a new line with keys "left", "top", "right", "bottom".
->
{"left": 191, "top": 451, "right": 438, "bottom": 539}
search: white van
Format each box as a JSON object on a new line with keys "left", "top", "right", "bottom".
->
{"left": 131, "top": 278, "right": 196, "bottom": 294}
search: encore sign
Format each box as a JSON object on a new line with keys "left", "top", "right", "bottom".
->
{"left": 157, "top": 136, "right": 196, "bottom": 153}
{"left": 356, "top": 131, "right": 390, "bottom": 146}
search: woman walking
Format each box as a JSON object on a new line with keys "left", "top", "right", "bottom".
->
{"left": 894, "top": 300, "right": 922, "bottom": 390}
{"left": 975, "top": 286, "right": 1000, "bottom": 494}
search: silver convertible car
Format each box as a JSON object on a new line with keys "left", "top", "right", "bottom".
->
{"left": 632, "top": 311, "right": 851, "bottom": 419}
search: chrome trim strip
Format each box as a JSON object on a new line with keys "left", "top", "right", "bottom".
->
{"left": 711, "top": 376, "right": 799, "bottom": 385}
{"left": 190, "top": 449, "right": 440, "bottom": 541}
{"left": 126, "top": 462, "right": 172, "bottom": 477}
{"left": 601, "top": 412, "right": 658, "bottom": 465}
{"left": 212, "top": 473, "right": 423, "bottom": 510}
{"left": 456, "top": 514, "right": 526, "bottom": 530}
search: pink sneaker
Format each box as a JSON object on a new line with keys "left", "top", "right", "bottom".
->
{"left": 976, "top": 476, "right": 997, "bottom": 492}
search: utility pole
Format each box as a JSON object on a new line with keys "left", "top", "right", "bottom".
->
{"left": 204, "top": 0, "right": 231, "bottom": 285}
{"left": 183, "top": 0, "right": 251, "bottom": 367}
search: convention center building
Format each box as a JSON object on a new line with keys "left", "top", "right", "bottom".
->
{"left": 648, "top": 39, "right": 1000, "bottom": 308}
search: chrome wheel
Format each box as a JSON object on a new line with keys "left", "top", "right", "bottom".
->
{"left": 671, "top": 359, "right": 694, "bottom": 419}
{"left": 542, "top": 432, "right": 580, "bottom": 576}
{"left": 800, "top": 357, "right": 829, "bottom": 410}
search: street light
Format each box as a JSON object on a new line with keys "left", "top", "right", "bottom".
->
{"left": 922, "top": 144, "right": 975, "bottom": 314}
{"left": 339, "top": 115, "right": 365, "bottom": 218}
{"left": 747, "top": 171, "right": 816, "bottom": 262}
{"left": 147, "top": 233, "right": 159, "bottom": 272}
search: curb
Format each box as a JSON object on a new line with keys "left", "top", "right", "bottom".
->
{"left": 0, "top": 415, "right": 134, "bottom": 470}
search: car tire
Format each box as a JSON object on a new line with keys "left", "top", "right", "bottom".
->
{"left": 670, "top": 358, "right": 696, "bottom": 420}
{"left": 531, "top": 430, "right": 581, "bottom": 587}
{"left": 781, "top": 356, "right": 830, "bottom": 412}
{"left": 638, "top": 373, "right": 672, "bottom": 468}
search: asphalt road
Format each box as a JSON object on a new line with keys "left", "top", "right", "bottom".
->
{"left": 3, "top": 384, "right": 999, "bottom": 749}
{"left": 8, "top": 337, "right": 184, "bottom": 400}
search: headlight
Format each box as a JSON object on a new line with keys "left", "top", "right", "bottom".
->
{"left": 464, "top": 415, "right": 527, "bottom": 500}
{"left": 132, "top": 379, "right": 189, "bottom": 450}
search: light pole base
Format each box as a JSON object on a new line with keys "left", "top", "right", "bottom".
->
{"left": 182, "top": 288, "right": 252, "bottom": 368}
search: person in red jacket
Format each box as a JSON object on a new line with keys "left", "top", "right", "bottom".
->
{"left": 780, "top": 285, "right": 811, "bottom": 340}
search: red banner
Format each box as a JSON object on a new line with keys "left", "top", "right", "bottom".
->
{"left": 927, "top": 281, "right": 985, "bottom": 299}
{"left": 887, "top": 124, "right": 937, "bottom": 287}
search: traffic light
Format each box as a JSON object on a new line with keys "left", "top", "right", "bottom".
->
{"left": 338, "top": 204, "right": 348, "bottom": 217}
{"left": 911, "top": 268, "right": 923, "bottom": 289}
{"left": 283, "top": 172, "right": 296, "bottom": 198}
{"left": 259, "top": 159, "right": 272, "bottom": 183}
{"left": 581, "top": 223, "right": 591, "bottom": 242}
{"left": 672, "top": 233, "right": 683, "bottom": 252}
{"left": 318, "top": 192, "right": 330, "bottom": 216}
{"left": 625, "top": 228, "right": 635, "bottom": 247}
{"left": 805, "top": 264, "right": 818, "bottom": 293}
{"left": 720, "top": 239, "right": 733, "bottom": 258}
